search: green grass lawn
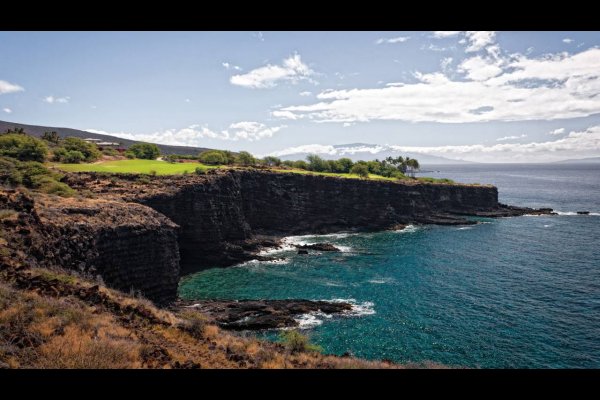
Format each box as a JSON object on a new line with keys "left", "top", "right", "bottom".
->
{"left": 52, "top": 159, "right": 459, "bottom": 184}
{"left": 53, "top": 159, "right": 217, "bottom": 175}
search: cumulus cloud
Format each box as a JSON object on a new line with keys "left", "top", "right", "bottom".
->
{"left": 86, "top": 122, "right": 285, "bottom": 146}
{"left": 375, "top": 36, "right": 410, "bottom": 44}
{"left": 496, "top": 134, "right": 527, "bottom": 141}
{"left": 549, "top": 128, "right": 565, "bottom": 135}
{"left": 432, "top": 31, "right": 461, "bottom": 38}
{"left": 0, "top": 80, "right": 24, "bottom": 95}
{"left": 269, "top": 144, "right": 338, "bottom": 157}
{"left": 2, "top": 108, "right": 12, "bottom": 114}
{"left": 387, "top": 125, "right": 600, "bottom": 162}
{"left": 44, "top": 96, "right": 69, "bottom": 104}
{"left": 274, "top": 48, "right": 600, "bottom": 124}
{"left": 464, "top": 31, "right": 496, "bottom": 52}
{"left": 222, "top": 62, "right": 241, "bottom": 71}
{"left": 299, "top": 91, "right": 312, "bottom": 96}
{"left": 230, "top": 54, "right": 314, "bottom": 88}
{"left": 563, "top": 38, "right": 573, "bottom": 44}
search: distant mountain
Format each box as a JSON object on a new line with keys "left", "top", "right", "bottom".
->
{"left": 554, "top": 156, "right": 600, "bottom": 164}
{"left": 0, "top": 120, "right": 212, "bottom": 156}
{"left": 278, "top": 143, "right": 474, "bottom": 165}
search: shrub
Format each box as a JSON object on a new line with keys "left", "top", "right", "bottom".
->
{"left": 164, "top": 154, "right": 178, "bottom": 163}
{"left": 62, "top": 137, "right": 101, "bottom": 162}
{"left": 278, "top": 330, "right": 322, "bottom": 353}
{"left": 37, "top": 177, "right": 76, "bottom": 197}
{"left": 337, "top": 158, "right": 354, "bottom": 173}
{"left": 262, "top": 156, "right": 282, "bottom": 167}
{"left": 223, "top": 150, "right": 237, "bottom": 165}
{"left": 292, "top": 160, "right": 308, "bottom": 170}
{"left": 306, "top": 154, "right": 329, "bottom": 172}
{"left": 62, "top": 150, "right": 85, "bottom": 164}
{"left": 42, "top": 131, "right": 61, "bottom": 144}
{"left": 128, "top": 143, "right": 160, "bottom": 160}
{"left": 282, "top": 160, "right": 295, "bottom": 167}
{"left": 198, "top": 150, "right": 227, "bottom": 165}
{"left": 124, "top": 151, "right": 136, "bottom": 159}
{"left": 195, "top": 166, "right": 206, "bottom": 175}
{"left": 0, "top": 134, "right": 48, "bottom": 162}
{"left": 149, "top": 170, "right": 157, "bottom": 176}
{"left": 52, "top": 148, "right": 67, "bottom": 162}
{"left": 350, "top": 163, "right": 369, "bottom": 178}
{"left": 237, "top": 151, "right": 256, "bottom": 166}
{"left": 101, "top": 148, "right": 119, "bottom": 157}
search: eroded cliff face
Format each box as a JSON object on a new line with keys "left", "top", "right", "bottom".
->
{"left": 0, "top": 190, "right": 180, "bottom": 304}
{"left": 115, "top": 170, "right": 502, "bottom": 273}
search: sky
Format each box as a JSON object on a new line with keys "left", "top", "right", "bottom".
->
{"left": 1, "top": 31, "right": 600, "bottom": 162}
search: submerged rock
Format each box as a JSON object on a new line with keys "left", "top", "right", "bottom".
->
{"left": 295, "top": 243, "right": 341, "bottom": 252}
{"left": 297, "top": 249, "right": 309, "bottom": 255}
{"left": 577, "top": 211, "right": 590, "bottom": 215}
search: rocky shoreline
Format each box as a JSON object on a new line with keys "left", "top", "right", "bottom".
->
{"left": 178, "top": 299, "right": 353, "bottom": 331}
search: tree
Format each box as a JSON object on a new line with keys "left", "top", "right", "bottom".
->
{"left": 0, "top": 134, "right": 48, "bottom": 162}
{"left": 62, "top": 137, "right": 102, "bottom": 162}
{"left": 306, "top": 154, "right": 329, "bottom": 172}
{"left": 237, "top": 151, "right": 257, "bottom": 166}
{"left": 350, "top": 163, "right": 369, "bottom": 178}
{"left": 262, "top": 156, "right": 282, "bottom": 167}
{"left": 198, "top": 150, "right": 227, "bottom": 165}
{"left": 405, "top": 158, "right": 420, "bottom": 177}
{"left": 223, "top": 150, "right": 237, "bottom": 165}
{"left": 42, "top": 131, "right": 61, "bottom": 144}
{"left": 337, "top": 157, "right": 354, "bottom": 173}
{"left": 128, "top": 143, "right": 160, "bottom": 160}
{"left": 3, "top": 127, "right": 25, "bottom": 135}
{"left": 292, "top": 160, "right": 308, "bottom": 170}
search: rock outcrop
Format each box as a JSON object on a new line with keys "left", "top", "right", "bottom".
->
{"left": 180, "top": 299, "right": 353, "bottom": 330}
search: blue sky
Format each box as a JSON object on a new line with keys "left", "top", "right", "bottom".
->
{"left": 1, "top": 31, "right": 600, "bottom": 162}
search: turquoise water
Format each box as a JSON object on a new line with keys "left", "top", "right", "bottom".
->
{"left": 179, "top": 164, "right": 600, "bottom": 368}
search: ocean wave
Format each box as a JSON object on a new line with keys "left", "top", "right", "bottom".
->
{"left": 457, "top": 226, "right": 473, "bottom": 230}
{"left": 292, "top": 298, "right": 376, "bottom": 329}
{"left": 555, "top": 211, "right": 600, "bottom": 216}
{"left": 393, "top": 224, "right": 419, "bottom": 233}
{"left": 367, "top": 278, "right": 394, "bottom": 284}
{"left": 280, "top": 236, "right": 355, "bottom": 253}
{"left": 238, "top": 258, "right": 289, "bottom": 267}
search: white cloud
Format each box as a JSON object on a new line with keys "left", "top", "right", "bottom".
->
{"left": 563, "top": 38, "right": 573, "bottom": 44}
{"left": 342, "top": 122, "right": 354, "bottom": 127}
{"left": 269, "top": 144, "right": 338, "bottom": 157}
{"left": 376, "top": 36, "right": 410, "bottom": 44}
{"left": 253, "top": 32, "right": 265, "bottom": 42}
{"left": 387, "top": 125, "right": 600, "bottom": 162}
{"left": 2, "top": 107, "right": 12, "bottom": 114}
{"left": 299, "top": 91, "right": 312, "bottom": 97}
{"left": 86, "top": 121, "right": 285, "bottom": 146}
{"left": 458, "top": 55, "right": 504, "bottom": 81}
{"left": 0, "top": 80, "right": 24, "bottom": 95}
{"left": 464, "top": 31, "right": 496, "bottom": 52}
{"left": 230, "top": 54, "right": 314, "bottom": 89}
{"left": 275, "top": 48, "right": 600, "bottom": 124}
{"left": 432, "top": 31, "right": 461, "bottom": 38}
{"left": 440, "top": 57, "right": 453, "bottom": 72}
{"left": 222, "top": 62, "right": 241, "bottom": 71}
{"left": 44, "top": 95, "right": 70, "bottom": 104}
{"left": 549, "top": 128, "right": 565, "bottom": 135}
{"left": 496, "top": 134, "right": 527, "bottom": 141}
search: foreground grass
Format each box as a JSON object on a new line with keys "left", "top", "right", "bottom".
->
{"left": 53, "top": 159, "right": 217, "bottom": 175}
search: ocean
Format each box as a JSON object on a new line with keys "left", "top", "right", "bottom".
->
{"left": 178, "top": 163, "right": 600, "bottom": 368}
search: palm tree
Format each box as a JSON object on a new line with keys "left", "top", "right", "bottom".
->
{"left": 405, "top": 158, "right": 420, "bottom": 177}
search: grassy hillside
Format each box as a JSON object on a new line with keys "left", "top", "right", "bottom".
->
{"left": 0, "top": 120, "right": 212, "bottom": 156}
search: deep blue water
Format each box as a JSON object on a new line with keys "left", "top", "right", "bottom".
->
{"left": 179, "top": 163, "right": 600, "bottom": 368}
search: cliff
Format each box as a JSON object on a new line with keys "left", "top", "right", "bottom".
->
{"left": 0, "top": 190, "right": 180, "bottom": 304}
{"left": 64, "top": 169, "right": 546, "bottom": 277}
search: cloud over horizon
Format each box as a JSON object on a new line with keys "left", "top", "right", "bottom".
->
{"left": 230, "top": 54, "right": 314, "bottom": 89}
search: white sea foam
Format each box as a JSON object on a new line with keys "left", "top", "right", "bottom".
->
{"left": 367, "top": 277, "right": 394, "bottom": 284}
{"left": 457, "top": 226, "right": 473, "bottom": 230}
{"left": 555, "top": 211, "right": 600, "bottom": 216}
{"left": 394, "top": 224, "right": 418, "bottom": 233}
{"left": 291, "top": 298, "right": 376, "bottom": 330}
{"left": 543, "top": 224, "right": 552, "bottom": 228}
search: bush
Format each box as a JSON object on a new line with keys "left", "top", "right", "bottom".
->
{"left": 292, "top": 160, "right": 308, "bottom": 170}
{"left": 62, "top": 137, "right": 101, "bottom": 162}
{"left": 198, "top": 150, "right": 227, "bottom": 165}
{"left": 164, "top": 154, "right": 179, "bottom": 163}
{"left": 0, "top": 157, "right": 75, "bottom": 197}
{"left": 262, "top": 156, "right": 282, "bottom": 167}
{"left": 306, "top": 154, "right": 329, "bottom": 172}
{"left": 124, "top": 151, "right": 136, "bottom": 159}
{"left": 350, "top": 163, "right": 369, "bottom": 178}
{"left": 62, "top": 150, "right": 85, "bottom": 164}
{"left": 0, "top": 134, "right": 48, "bottom": 162}
{"left": 278, "top": 330, "right": 322, "bottom": 354}
{"left": 128, "top": 143, "right": 160, "bottom": 160}
{"left": 195, "top": 166, "right": 206, "bottom": 175}
{"left": 149, "top": 170, "right": 157, "bottom": 177}
{"left": 337, "top": 158, "right": 354, "bottom": 173}
{"left": 237, "top": 151, "right": 256, "bottom": 166}
{"left": 101, "top": 148, "right": 119, "bottom": 157}
{"left": 42, "top": 131, "right": 61, "bottom": 144}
